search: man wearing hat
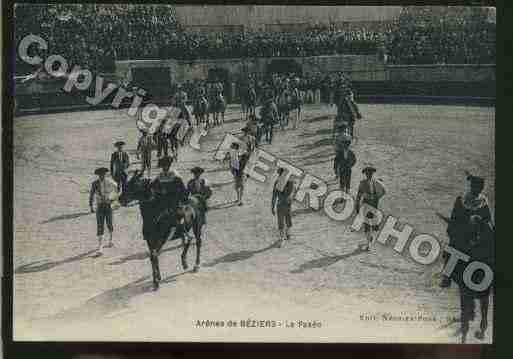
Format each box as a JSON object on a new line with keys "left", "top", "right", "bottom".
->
{"left": 259, "top": 92, "right": 278, "bottom": 144}
{"left": 355, "top": 166, "right": 386, "bottom": 251}
{"left": 89, "top": 167, "right": 119, "bottom": 255}
{"left": 151, "top": 155, "right": 188, "bottom": 233}
{"left": 334, "top": 135, "right": 357, "bottom": 194}
{"left": 137, "top": 130, "right": 154, "bottom": 177}
{"left": 187, "top": 166, "right": 212, "bottom": 226}
{"left": 240, "top": 126, "right": 256, "bottom": 155}
{"left": 271, "top": 167, "right": 295, "bottom": 247}
{"left": 110, "top": 141, "right": 130, "bottom": 201}
{"left": 440, "top": 172, "right": 493, "bottom": 288}
{"left": 224, "top": 142, "right": 246, "bottom": 206}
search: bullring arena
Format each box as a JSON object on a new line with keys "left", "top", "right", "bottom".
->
{"left": 13, "top": 101, "right": 494, "bottom": 342}
{"left": 12, "top": 4, "right": 495, "bottom": 345}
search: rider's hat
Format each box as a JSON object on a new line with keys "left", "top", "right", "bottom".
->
{"left": 467, "top": 174, "right": 485, "bottom": 190}
{"left": 158, "top": 156, "right": 174, "bottom": 168}
{"left": 362, "top": 166, "right": 377, "bottom": 175}
{"left": 94, "top": 167, "right": 109, "bottom": 176}
{"left": 114, "top": 140, "right": 126, "bottom": 148}
{"left": 190, "top": 166, "right": 205, "bottom": 175}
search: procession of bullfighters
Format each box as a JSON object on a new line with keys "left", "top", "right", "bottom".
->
{"left": 11, "top": 5, "right": 495, "bottom": 344}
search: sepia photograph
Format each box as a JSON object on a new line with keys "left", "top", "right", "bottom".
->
{"left": 10, "top": 4, "right": 495, "bottom": 344}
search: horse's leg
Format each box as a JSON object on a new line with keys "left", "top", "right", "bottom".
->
{"left": 181, "top": 233, "right": 191, "bottom": 270}
{"left": 148, "top": 241, "right": 160, "bottom": 290}
{"left": 475, "top": 295, "right": 489, "bottom": 340}
{"left": 193, "top": 224, "right": 203, "bottom": 272}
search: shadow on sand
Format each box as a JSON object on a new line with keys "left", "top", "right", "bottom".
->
{"left": 40, "top": 211, "right": 91, "bottom": 224}
{"left": 204, "top": 240, "right": 281, "bottom": 267}
{"left": 108, "top": 243, "right": 184, "bottom": 266}
{"left": 208, "top": 200, "right": 239, "bottom": 211}
{"left": 295, "top": 137, "right": 333, "bottom": 152}
{"left": 43, "top": 272, "right": 189, "bottom": 324}
{"left": 15, "top": 250, "right": 98, "bottom": 274}
{"left": 290, "top": 247, "right": 367, "bottom": 274}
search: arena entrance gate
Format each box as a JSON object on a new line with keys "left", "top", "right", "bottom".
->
{"left": 131, "top": 67, "right": 172, "bottom": 101}
{"left": 208, "top": 68, "right": 232, "bottom": 103}
{"left": 266, "top": 59, "right": 303, "bottom": 77}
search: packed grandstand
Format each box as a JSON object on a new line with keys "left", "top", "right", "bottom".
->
{"left": 14, "top": 4, "right": 496, "bottom": 75}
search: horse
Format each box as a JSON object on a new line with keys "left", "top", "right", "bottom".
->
{"left": 209, "top": 92, "right": 226, "bottom": 127}
{"left": 120, "top": 171, "right": 207, "bottom": 290}
{"left": 438, "top": 205, "right": 494, "bottom": 343}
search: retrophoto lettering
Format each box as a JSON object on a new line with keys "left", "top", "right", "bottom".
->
{"left": 12, "top": 5, "right": 494, "bottom": 344}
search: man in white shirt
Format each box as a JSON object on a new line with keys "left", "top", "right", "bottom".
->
{"left": 89, "top": 167, "right": 119, "bottom": 256}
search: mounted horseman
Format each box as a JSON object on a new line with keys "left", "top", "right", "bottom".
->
{"left": 439, "top": 172, "right": 494, "bottom": 343}
{"left": 120, "top": 155, "right": 209, "bottom": 290}
{"left": 334, "top": 78, "right": 362, "bottom": 139}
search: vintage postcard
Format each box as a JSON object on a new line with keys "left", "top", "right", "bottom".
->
{"left": 11, "top": 5, "right": 495, "bottom": 344}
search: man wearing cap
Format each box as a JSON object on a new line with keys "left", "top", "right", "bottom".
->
{"left": 334, "top": 136, "right": 357, "bottom": 194}
{"left": 355, "top": 166, "right": 386, "bottom": 251}
{"left": 272, "top": 167, "right": 295, "bottom": 246}
{"left": 110, "top": 141, "right": 130, "bottom": 201}
{"left": 187, "top": 166, "right": 212, "bottom": 226}
{"left": 440, "top": 172, "right": 494, "bottom": 288}
{"left": 89, "top": 167, "right": 119, "bottom": 255}
{"left": 137, "top": 130, "right": 154, "bottom": 177}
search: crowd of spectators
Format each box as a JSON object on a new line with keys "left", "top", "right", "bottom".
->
{"left": 14, "top": 4, "right": 496, "bottom": 75}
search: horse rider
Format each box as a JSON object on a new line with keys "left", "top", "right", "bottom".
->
{"left": 110, "top": 140, "right": 130, "bottom": 204}
{"left": 336, "top": 83, "right": 362, "bottom": 138}
{"left": 271, "top": 167, "right": 295, "bottom": 247}
{"left": 137, "top": 129, "right": 154, "bottom": 177}
{"left": 89, "top": 167, "right": 119, "bottom": 256}
{"left": 334, "top": 134, "right": 357, "bottom": 194}
{"left": 259, "top": 90, "right": 278, "bottom": 144}
{"left": 440, "top": 173, "right": 494, "bottom": 288}
{"left": 355, "top": 166, "right": 386, "bottom": 251}
{"left": 150, "top": 155, "right": 188, "bottom": 238}
{"left": 186, "top": 166, "right": 213, "bottom": 226}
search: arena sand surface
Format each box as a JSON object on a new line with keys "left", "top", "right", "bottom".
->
{"left": 13, "top": 103, "right": 494, "bottom": 343}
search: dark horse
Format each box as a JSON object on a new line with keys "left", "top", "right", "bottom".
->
{"left": 120, "top": 171, "right": 206, "bottom": 290}
{"left": 438, "top": 179, "right": 494, "bottom": 343}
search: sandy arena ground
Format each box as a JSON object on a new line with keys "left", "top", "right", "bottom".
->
{"left": 13, "top": 103, "right": 494, "bottom": 343}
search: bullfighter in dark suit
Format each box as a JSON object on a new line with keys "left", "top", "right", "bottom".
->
{"left": 110, "top": 141, "right": 130, "bottom": 203}
{"left": 334, "top": 135, "right": 357, "bottom": 193}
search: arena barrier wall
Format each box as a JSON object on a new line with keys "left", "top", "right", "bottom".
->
{"left": 15, "top": 57, "right": 495, "bottom": 115}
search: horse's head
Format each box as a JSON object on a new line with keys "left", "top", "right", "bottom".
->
{"left": 121, "top": 170, "right": 153, "bottom": 204}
